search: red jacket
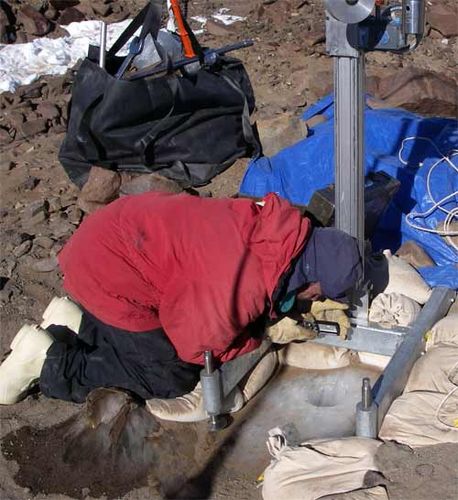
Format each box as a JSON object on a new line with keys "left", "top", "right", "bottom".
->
{"left": 58, "top": 192, "right": 311, "bottom": 364}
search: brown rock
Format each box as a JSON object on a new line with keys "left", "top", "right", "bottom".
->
{"left": 33, "top": 236, "right": 55, "bottom": 250}
{"left": 304, "top": 28, "right": 325, "bottom": 47}
{"left": 31, "top": 256, "right": 59, "bottom": 272}
{"left": 49, "top": 218, "right": 75, "bottom": 238}
{"left": 120, "top": 173, "right": 183, "bottom": 197}
{"left": 376, "top": 68, "right": 457, "bottom": 118}
{"left": 206, "top": 19, "right": 235, "bottom": 37}
{"left": 257, "top": 114, "right": 308, "bottom": 157}
{"left": 37, "top": 102, "right": 61, "bottom": 120}
{"left": 0, "top": 3, "right": 9, "bottom": 44}
{"left": 428, "top": 4, "right": 458, "bottom": 38}
{"left": 58, "top": 7, "right": 85, "bottom": 25}
{"left": 25, "top": 199, "right": 49, "bottom": 218}
{"left": 0, "top": 127, "right": 13, "bottom": 146}
{"left": 78, "top": 166, "right": 121, "bottom": 213}
{"left": 91, "top": 1, "right": 112, "bottom": 18}
{"left": 304, "top": 113, "right": 327, "bottom": 130}
{"left": 24, "top": 210, "right": 47, "bottom": 228}
{"left": 396, "top": 241, "right": 435, "bottom": 269}
{"left": 19, "top": 118, "right": 48, "bottom": 138}
{"left": 66, "top": 205, "right": 83, "bottom": 225}
{"left": 17, "top": 81, "right": 44, "bottom": 100}
{"left": 13, "top": 240, "right": 33, "bottom": 258}
{"left": 50, "top": 0, "right": 80, "bottom": 10}
{"left": 17, "top": 5, "right": 51, "bottom": 37}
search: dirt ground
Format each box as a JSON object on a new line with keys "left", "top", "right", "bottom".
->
{"left": 0, "top": 0, "right": 457, "bottom": 498}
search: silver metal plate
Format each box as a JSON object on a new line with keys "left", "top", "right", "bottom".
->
{"left": 325, "top": 0, "right": 375, "bottom": 24}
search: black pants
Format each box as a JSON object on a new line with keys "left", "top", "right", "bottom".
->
{"left": 39, "top": 310, "right": 201, "bottom": 403}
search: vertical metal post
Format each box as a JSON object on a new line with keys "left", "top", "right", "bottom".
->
{"left": 99, "top": 22, "right": 107, "bottom": 69}
{"left": 334, "top": 54, "right": 366, "bottom": 259}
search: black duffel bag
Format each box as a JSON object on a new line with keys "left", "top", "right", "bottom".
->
{"left": 59, "top": 0, "right": 260, "bottom": 188}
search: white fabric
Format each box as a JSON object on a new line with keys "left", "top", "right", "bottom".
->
{"left": 379, "top": 391, "right": 458, "bottom": 447}
{"left": 146, "top": 382, "right": 244, "bottom": 422}
{"left": 241, "top": 349, "right": 278, "bottom": 402}
{"left": 382, "top": 250, "right": 432, "bottom": 304}
{"left": 426, "top": 313, "right": 458, "bottom": 350}
{"left": 262, "top": 429, "right": 382, "bottom": 500}
{"left": 357, "top": 352, "right": 391, "bottom": 371}
{"left": 404, "top": 344, "right": 458, "bottom": 394}
{"left": 369, "top": 292, "right": 421, "bottom": 327}
{"left": 333, "top": 486, "right": 389, "bottom": 500}
{"left": 278, "top": 342, "right": 351, "bottom": 370}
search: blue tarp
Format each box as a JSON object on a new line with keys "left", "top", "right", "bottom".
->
{"left": 240, "top": 95, "right": 458, "bottom": 289}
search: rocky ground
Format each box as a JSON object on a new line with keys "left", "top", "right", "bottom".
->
{"left": 0, "top": 0, "right": 457, "bottom": 499}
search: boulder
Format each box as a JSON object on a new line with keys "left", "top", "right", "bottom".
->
{"left": 19, "top": 118, "right": 48, "bottom": 138}
{"left": 428, "top": 4, "right": 458, "bottom": 38}
{"left": 120, "top": 173, "right": 183, "bottom": 197}
{"left": 77, "top": 166, "right": 121, "bottom": 213}
{"left": 396, "top": 241, "right": 435, "bottom": 269}
{"left": 37, "top": 102, "right": 61, "bottom": 120}
{"left": 58, "top": 6, "right": 85, "bottom": 25}
{"left": 17, "top": 5, "right": 51, "bottom": 37}
{"left": 257, "top": 114, "right": 308, "bottom": 157}
{"left": 373, "top": 68, "right": 457, "bottom": 118}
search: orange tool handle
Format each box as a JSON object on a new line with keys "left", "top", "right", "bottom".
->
{"left": 170, "top": 0, "right": 196, "bottom": 58}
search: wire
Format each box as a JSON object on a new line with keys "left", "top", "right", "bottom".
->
{"left": 400, "top": 137, "right": 458, "bottom": 253}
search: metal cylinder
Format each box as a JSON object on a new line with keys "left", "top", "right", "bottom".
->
{"left": 356, "top": 401, "right": 378, "bottom": 437}
{"left": 99, "top": 21, "right": 107, "bottom": 69}
{"left": 402, "top": 0, "right": 425, "bottom": 35}
{"left": 201, "top": 351, "right": 223, "bottom": 416}
{"left": 362, "top": 377, "right": 372, "bottom": 409}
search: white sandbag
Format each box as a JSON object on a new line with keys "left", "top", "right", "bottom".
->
{"left": 240, "top": 349, "right": 278, "bottom": 402}
{"left": 426, "top": 313, "right": 458, "bottom": 350}
{"left": 357, "top": 352, "right": 391, "bottom": 371}
{"left": 278, "top": 342, "right": 351, "bottom": 370}
{"left": 146, "top": 383, "right": 244, "bottom": 422}
{"left": 368, "top": 292, "right": 420, "bottom": 327}
{"left": 262, "top": 429, "right": 382, "bottom": 500}
{"left": 333, "top": 486, "right": 389, "bottom": 500}
{"left": 382, "top": 250, "right": 431, "bottom": 304}
{"left": 404, "top": 344, "right": 458, "bottom": 394}
{"left": 379, "top": 391, "right": 458, "bottom": 447}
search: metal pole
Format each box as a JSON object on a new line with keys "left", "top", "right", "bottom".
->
{"left": 99, "top": 21, "right": 107, "bottom": 69}
{"left": 334, "top": 53, "right": 366, "bottom": 259}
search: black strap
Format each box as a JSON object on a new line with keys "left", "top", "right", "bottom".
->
{"left": 108, "top": 0, "right": 162, "bottom": 58}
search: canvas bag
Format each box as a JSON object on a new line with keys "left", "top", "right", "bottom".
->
{"left": 59, "top": 0, "right": 260, "bottom": 189}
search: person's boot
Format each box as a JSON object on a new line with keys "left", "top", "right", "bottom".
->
{"left": 40, "top": 296, "right": 83, "bottom": 333}
{"left": 0, "top": 325, "right": 54, "bottom": 404}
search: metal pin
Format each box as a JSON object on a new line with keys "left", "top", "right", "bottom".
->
{"left": 362, "top": 377, "right": 372, "bottom": 410}
{"left": 99, "top": 21, "right": 107, "bottom": 69}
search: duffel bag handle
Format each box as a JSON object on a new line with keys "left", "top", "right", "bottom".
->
{"left": 107, "top": 0, "right": 162, "bottom": 58}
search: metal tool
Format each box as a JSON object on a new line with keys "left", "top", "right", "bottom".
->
{"left": 201, "top": 339, "right": 272, "bottom": 431}
{"left": 298, "top": 319, "right": 341, "bottom": 336}
{"left": 126, "top": 39, "right": 254, "bottom": 81}
{"left": 200, "top": 351, "right": 230, "bottom": 431}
